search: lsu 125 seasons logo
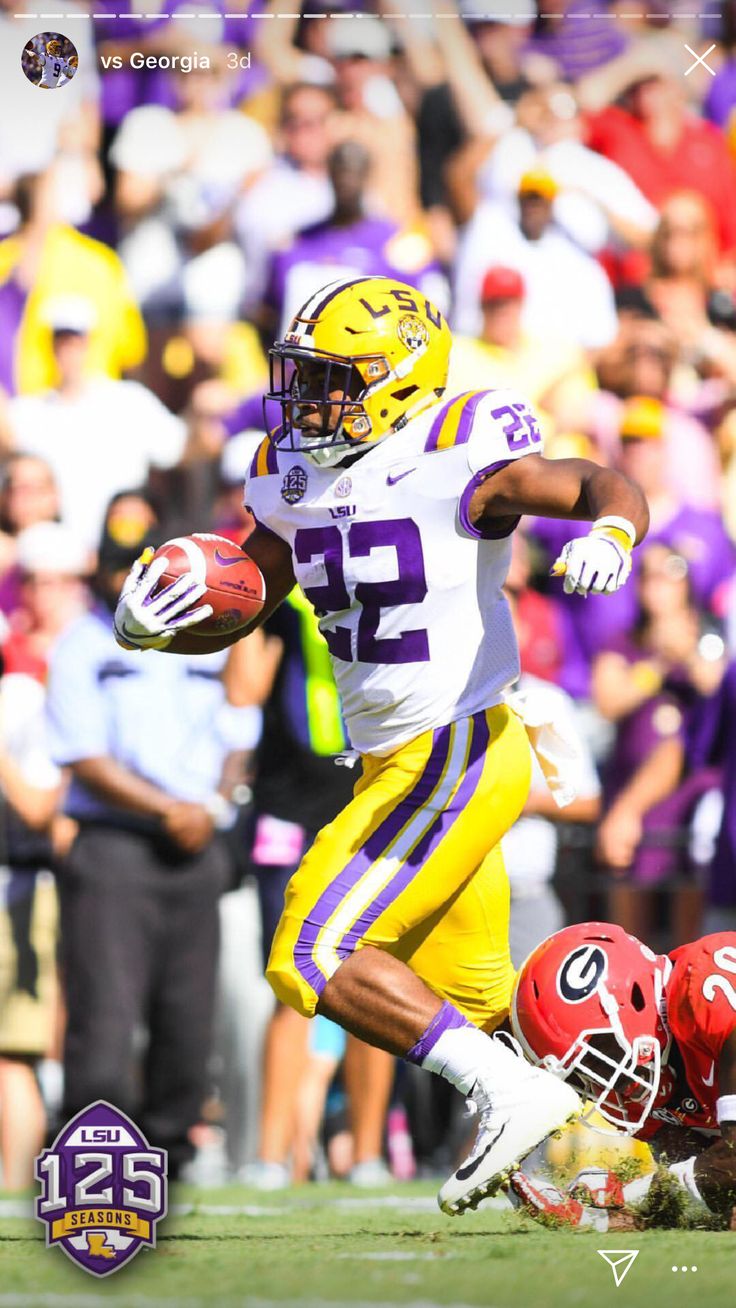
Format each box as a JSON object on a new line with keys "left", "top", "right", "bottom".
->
{"left": 282, "top": 465, "right": 308, "bottom": 505}
{"left": 35, "top": 1101, "right": 167, "bottom": 1276}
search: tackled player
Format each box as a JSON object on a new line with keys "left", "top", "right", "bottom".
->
{"left": 114, "top": 277, "right": 649, "bottom": 1214}
{"left": 508, "top": 923, "right": 736, "bottom": 1228}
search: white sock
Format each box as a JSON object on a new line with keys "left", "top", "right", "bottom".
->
{"left": 421, "top": 1025, "right": 534, "bottom": 1097}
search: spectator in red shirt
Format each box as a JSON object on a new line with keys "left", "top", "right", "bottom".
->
{"left": 584, "top": 70, "right": 736, "bottom": 254}
{"left": 504, "top": 527, "right": 564, "bottom": 686}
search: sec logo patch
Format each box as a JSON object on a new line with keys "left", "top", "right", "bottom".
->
{"left": 35, "top": 1100, "right": 167, "bottom": 1276}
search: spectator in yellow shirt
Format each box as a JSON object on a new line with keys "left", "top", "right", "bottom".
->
{"left": 0, "top": 170, "right": 145, "bottom": 395}
{"left": 448, "top": 263, "right": 594, "bottom": 424}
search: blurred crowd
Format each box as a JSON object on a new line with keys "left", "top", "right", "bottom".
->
{"left": 2, "top": 0, "right": 736, "bottom": 1193}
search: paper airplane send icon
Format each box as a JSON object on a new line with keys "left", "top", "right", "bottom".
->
{"left": 598, "top": 1249, "right": 639, "bottom": 1287}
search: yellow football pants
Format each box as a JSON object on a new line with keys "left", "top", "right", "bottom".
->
{"left": 267, "top": 704, "right": 532, "bottom": 1030}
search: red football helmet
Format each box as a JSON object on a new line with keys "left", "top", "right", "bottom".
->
{"left": 510, "top": 923, "right": 672, "bottom": 1134}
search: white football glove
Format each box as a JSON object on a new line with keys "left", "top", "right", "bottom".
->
{"left": 552, "top": 516, "right": 636, "bottom": 597}
{"left": 113, "top": 547, "right": 213, "bottom": 651}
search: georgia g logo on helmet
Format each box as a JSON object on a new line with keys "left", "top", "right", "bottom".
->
{"left": 557, "top": 945, "right": 608, "bottom": 1004}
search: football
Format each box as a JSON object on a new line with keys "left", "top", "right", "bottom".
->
{"left": 149, "top": 533, "right": 265, "bottom": 646}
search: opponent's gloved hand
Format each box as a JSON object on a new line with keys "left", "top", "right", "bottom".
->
{"left": 551, "top": 516, "right": 636, "bottom": 597}
{"left": 567, "top": 1166, "right": 627, "bottom": 1209}
{"left": 113, "top": 547, "right": 213, "bottom": 651}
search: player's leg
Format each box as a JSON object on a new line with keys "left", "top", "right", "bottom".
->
{"left": 250, "top": 857, "right": 311, "bottom": 1186}
{"left": 398, "top": 842, "right": 515, "bottom": 1034}
{"left": 58, "top": 828, "right": 155, "bottom": 1120}
{"left": 256, "top": 1005, "right": 310, "bottom": 1178}
{"left": 267, "top": 708, "right": 515, "bottom": 1034}
{"left": 267, "top": 706, "right": 580, "bottom": 1208}
{"left": 0, "top": 1056, "right": 46, "bottom": 1189}
{"left": 344, "top": 1036, "right": 394, "bottom": 1182}
{"left": 143, "top": 842, "right": 226, "bottom": 1178}
{"left": 397, "top": 842, "right": 574, "bottom": 1212}
{"left": 292, "top": 1016, "right": 344, "bottom": 1181}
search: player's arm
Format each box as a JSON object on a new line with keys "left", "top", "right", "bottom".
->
{"left": 113, "top": 526, "right": 296, "bottom": 655}
{"left": 693, "top": 1030, "right": 736, "bottom": 1214}
{"left": 470, "top": 454, "right": 649, "bottom": 597}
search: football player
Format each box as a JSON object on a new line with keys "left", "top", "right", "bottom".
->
{"left": 32, "top": 39, "right": 75, "bottom": 90}
{"left": 114, "top": 276, "right": 648, "bottom": 1214}
{"left": 507, "top": 922, "right": 736, "bottom": 1227}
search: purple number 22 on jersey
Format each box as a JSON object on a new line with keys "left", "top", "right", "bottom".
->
{"left": 294, "top": 519, "right": 430, "bottom": 665}
{"left": 492, "top": 403, "right": 542, "bottom": 452}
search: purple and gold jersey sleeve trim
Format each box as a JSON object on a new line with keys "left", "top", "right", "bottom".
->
{"left": 424, "top": 390, "right": 490, "bottom": 452}
{"left": 249, "top": 436, "right": 279, "bottom": 479}
{"left": 458, "top": 460, "right": 521, "bottom": 540}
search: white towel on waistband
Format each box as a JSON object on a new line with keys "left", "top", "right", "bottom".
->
{"left": 506, "top": 683, "right": 585, "bottom": 809}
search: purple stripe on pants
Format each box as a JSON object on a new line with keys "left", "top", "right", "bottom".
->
{"left": 292, "top": 723, "right": 454, "bottom": 997}
{"left": 337, "top": 710, "right": 491, "bottom": 958}
{"left": 404, "top": 999, "right": 472, "bottom": 1065}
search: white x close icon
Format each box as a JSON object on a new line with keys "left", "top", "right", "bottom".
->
{"left": 684, "top": 44, "right": 716, "bottom": 77}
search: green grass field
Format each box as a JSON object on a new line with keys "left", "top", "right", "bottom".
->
{"left": 1, "top": 1182, "right": 732, "bottom": 1308}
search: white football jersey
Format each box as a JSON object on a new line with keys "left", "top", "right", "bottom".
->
{"left": 244, "top": 389, "right": 543, "bottom": 756}
{"left": 38, "top": 51, "right": 73, "bottom": 88}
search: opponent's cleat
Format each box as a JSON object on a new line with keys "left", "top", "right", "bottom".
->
{"left": 437, "top": 1067, "right": 581, "bottom": 1216}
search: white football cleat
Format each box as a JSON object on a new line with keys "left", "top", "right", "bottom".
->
{"left": 438, "top": 1067, "right": 581, "bottom": 1216}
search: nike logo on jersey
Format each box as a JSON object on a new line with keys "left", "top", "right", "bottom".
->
{"left": 454, "top": 1121, "right": 508, "bottom": 1182}
{"left": 214, "top": 549, "right": 244, "bottom": 567}
{"left": 703, "top": 1061, "right": 716, "bottom": 1087}
{"left": 387, "top": 468, "right": 415, "bottom": 486}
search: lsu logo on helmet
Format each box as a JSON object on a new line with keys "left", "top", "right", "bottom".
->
{"left": 265, "top": 276, "right": 451, "bottom": 467}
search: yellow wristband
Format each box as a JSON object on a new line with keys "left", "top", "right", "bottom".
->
{"left": 591, "top": 525, "right": 635, "bottom": 553}
{"left": 590, "top": 515, "right": 636, "bottom": 552}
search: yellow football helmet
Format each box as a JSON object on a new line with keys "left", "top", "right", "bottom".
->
{"left": 266, "top": 276, "right": 451, "bottom": 467}
{"left": 46, "top": 38, "right": 63, "bottom": 56}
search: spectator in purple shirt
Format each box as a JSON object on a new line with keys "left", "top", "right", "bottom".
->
{"left": 263, "top": 140, "right": 446, "bottom": 337}
{"left": 531, "top": 395, "right": 735, "bottom": 688}
{"left": 593, "top": 543, "right": 725, "bottom": 941}
{"left": 524, "top": 0, "right": 628, "bottom": 82}
{"left": 704, "top": 1, "right": 736, "bottom": 129}
{"left": 688, "top": 659, "right": 736, "bottom": 931}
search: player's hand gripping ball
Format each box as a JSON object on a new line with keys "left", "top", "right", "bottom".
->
{"left": 114, "top": 534, "right": 265, "bottom": 653}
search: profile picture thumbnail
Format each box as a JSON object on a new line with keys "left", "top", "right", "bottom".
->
{"left": 21, "top": 33, "right": 78, "bottom": 90}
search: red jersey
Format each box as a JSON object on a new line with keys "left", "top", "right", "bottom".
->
{"left": 584, "top": 107, "right": 736, "bottom": 253}
{"left": 639, "top": 933, "right": 736, "bottom": 1141}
